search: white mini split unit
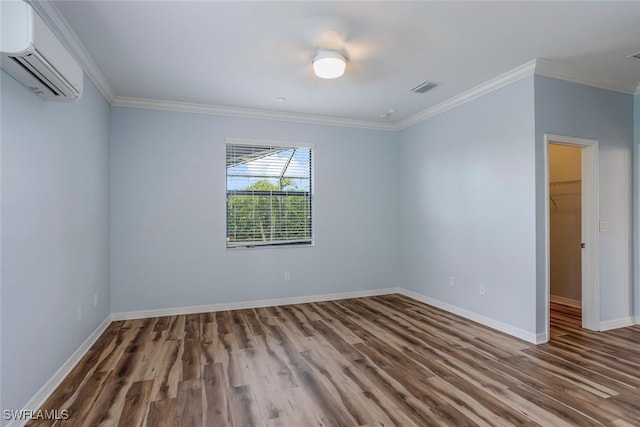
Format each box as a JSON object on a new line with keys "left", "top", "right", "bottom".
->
{"left": 1, "top": 1, "right": 83, "bottom": 101}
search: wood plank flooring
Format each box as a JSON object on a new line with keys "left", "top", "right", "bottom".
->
{"left": 28, "top": 295, "right": 640, "bottom": 426}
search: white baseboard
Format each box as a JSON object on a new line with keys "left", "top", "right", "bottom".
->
{"left": 397, "top": 288, "right": 539, "bottom": 344}
{"left": 600, "top": 316, "right": 636, "bottom": 331}
{"left": 111, "top": 287, "right": 400, "bottom": 321}
{"left": 550, "top": 296, "right": 638, "bottom": 331}
{"left": 113, "top": 286, "right": 541, "bottom": 344}
{"left": 535, "top": 333, "right": 549, "bottom": 345}
{"left": 550, "top": 295, "right": 582, "bottom": 308}
{"left": 7, "top": 315, "right": 112, "bottom": 427}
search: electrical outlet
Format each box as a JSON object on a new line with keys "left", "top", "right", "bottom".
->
{"left": 284, "top": 272, "right": 291, "bottom": 282}
{"left": 77, "top": 306, "right": 82, "bottom": 321}
{"left": 449, "top": 277, "right": 455, "bottom": 288}
{"left": 94, "top": 294, "right": 98, "bottom": 307}
{"left": 479, "top": 286, "right": 485, "bottom": 295}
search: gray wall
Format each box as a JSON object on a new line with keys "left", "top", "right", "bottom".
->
{"left": 534, "top": 76, "right": 634, "bottom": 332}
{"left": 1, "top": 72, "right": 111, "bottom": 419}
{"left": 398, "top": 77, "right": 537, "bottom": 335}
{"left": 109, "top": 107, "right": 400, "bottom": 313}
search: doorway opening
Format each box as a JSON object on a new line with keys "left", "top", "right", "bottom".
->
{"left": 544, "top": 134, "right": 599, "bottom": 340}
{"left": 549, "top": 144, "right": 583, "bottom": 334}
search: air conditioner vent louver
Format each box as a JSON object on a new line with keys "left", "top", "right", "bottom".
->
{"left": 411, "top": 81, "right": 439, "bottom": 94}
{"left": 10, "top": 55, "right": 64, "bottom": 97}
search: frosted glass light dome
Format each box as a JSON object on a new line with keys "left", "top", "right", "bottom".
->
{"left": 313, "top": 49, "right": 346, "bottom": 79}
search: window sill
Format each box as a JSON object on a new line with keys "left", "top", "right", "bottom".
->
{"left": 226, "top": 242, "right": 315, "bottom": 250}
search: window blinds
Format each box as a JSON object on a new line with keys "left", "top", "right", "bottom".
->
{"left": 226, "top": 142, "right": 312, "bottom": 247}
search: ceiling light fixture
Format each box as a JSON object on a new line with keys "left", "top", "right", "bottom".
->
{"left": 313, "top": 49, "right": 346, "bottom": 79}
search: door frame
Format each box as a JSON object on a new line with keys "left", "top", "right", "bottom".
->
{"left": 544, "top": 134, "right": 600, "bottom": 335}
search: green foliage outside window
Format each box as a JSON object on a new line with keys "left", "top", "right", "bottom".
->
{"left": 227, "top": 178, "right": 311, "bottom": 244}
{"left": 226, "top": 143, "right": 312, "bottom": 247}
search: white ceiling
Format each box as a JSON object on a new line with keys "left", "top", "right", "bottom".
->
{"left": 50, "top": 1, "right": 640, "bottom": 127}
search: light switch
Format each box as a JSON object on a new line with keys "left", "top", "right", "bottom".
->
{"left": 599, "top": 221, "right": 613, "bottom": 232}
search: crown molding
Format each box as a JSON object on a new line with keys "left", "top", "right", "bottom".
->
{"left": 17, "top": 5, "right": 640, "bottom": 130}
{"left": 397, "top": 60, "right": 538, "bottom": 130}
{"left": 14, "top": 1, "right": 392, "bottom": 131}
{"left": 534, "top": 59, "right": 638, "bottom": 95}
{"left": 27, "top": 0, "right": 116, "bottom": 103}
{"left": 111, "top": 96, "right": 397, "bottom": 131}
{"left": 396, "top": 58, "right": 639, "bottom": 130}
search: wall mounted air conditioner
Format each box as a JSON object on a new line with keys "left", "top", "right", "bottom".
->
{"left": 1, "top": 1, "right": 83, "bottom": 101}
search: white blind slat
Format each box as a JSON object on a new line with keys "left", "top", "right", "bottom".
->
{"left": 226, "top": 142, "right": 313, "bottom": 248}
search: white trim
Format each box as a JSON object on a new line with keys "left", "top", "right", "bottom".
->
{"left": 225, "top": 138, "right": 316, "bottom": 149}
{"left": 535, "top": 59, "right": 638, "bottom": 95}
{"left": 111, "top": 96, "right": 397, "bottom": 132}
{"left": 397, "top": 289, "right": 539, "bottom": 344}
{"left": 544, "top": 135, "right": 600, "bottom": 334}
{"left": 580, "top": 137, "right": 600, "bottom": 331}
{"left": 599, "top": 317, "right": 636, "bottom": 331}
{"left": 103, "top": 60, "right": 640, "bottom": 131}
{"left": 27, "top": 0, "right": 116, "bottom": 103}
{"left": 111, "top": 288, "right": 399, "bottom": 321}
{"left": 112, "top": 287, "right": 541, "bottom": 343}
{"left": 542, "top": 138, "right": 551, "bottom": 345}
{"left": 397, "top": 60, "right": 537, "bottom": 129}
{"left": 535, "top": 333, "right": 549, "bottom": 345}
{"left": 636, "top": 148, "right": 640, "bottom": 328}
{"left": 6, "top": 315, "right": 112, "bottom": 427}
{"left": 550, "top": 295, "right": 582, "bottom": 308}
{"left": 18, "top": 2, "right": 640, "bottom": 130}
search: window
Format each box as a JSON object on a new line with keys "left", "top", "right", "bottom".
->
{"left": 226, "top": 140, "right": 313, "bottom": 248}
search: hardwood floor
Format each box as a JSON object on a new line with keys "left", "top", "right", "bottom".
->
{"left": 549, "top": 301, "right": 582, "bottom": 339}
{"left": 28, "top": 295, "right": 640, "bottom": 426}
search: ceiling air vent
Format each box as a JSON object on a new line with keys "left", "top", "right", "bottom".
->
{"left": 411, "top": 81, "right": 438, "bottom": 94}
{"left": 629, "top": 51, "right": 640, "bottom": 60}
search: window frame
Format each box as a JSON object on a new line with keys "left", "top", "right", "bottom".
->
{"left": 225, "top": 138, "right": 315, "bottom": 249}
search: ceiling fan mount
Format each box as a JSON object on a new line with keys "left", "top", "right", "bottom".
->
{"left": 312, "top": 30, "right": 348, "bottom": 79}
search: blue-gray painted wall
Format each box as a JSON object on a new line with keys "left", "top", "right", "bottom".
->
{"left": 109, "top": 108, "right": 400, "bottom": 312}
{"left": 534, "top": 76, "right": 634, "bottom": 333}
{"left": 1, "top": 72, "right": 111, "bottom": 421}
{"left": 398, "top": 77, "right": 537, "bottom": 334}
